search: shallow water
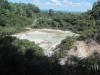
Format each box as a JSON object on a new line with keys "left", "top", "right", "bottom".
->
{"left": 13, "top": 29, "right": 78, "bottom": 56}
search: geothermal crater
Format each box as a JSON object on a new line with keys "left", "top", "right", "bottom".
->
{"left": 13, "top": 29, "right": 77, "bottom": 56}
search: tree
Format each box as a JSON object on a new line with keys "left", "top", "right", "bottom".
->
{"left": 48, "top": 9, "right": 54, "bottom": 16}
{"left": 0, "top": 0, "right": 10, "bottom": 9}
{"left": 92, "top": 1, "right": 100, "bottom": 19}
{"left": 54, "top": 37, "right": 75, "bottom": 58}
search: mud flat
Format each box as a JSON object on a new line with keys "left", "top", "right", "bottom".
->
{"left": 13, "top": 28, "right": 78, "bottom": 57}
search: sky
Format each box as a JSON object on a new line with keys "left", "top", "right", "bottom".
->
{"left": 8, "top": 0, "right": 96, "bottom": 12}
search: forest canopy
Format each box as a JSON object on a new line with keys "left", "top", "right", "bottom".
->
{"left": 0, "top": 0, "right": 100, "bottom": 75}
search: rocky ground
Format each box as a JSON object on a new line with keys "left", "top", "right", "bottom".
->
{"left": 59, "top": 40, "right": 100, "bottom": 65}
{"left": 12, "top": 28, "right": 100, "bottom": 65}
{"left": 68, "top": 40, "right": 100, "bottom": 58}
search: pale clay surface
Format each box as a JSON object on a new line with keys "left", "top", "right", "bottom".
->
{"left": 13, "top": 28, "right": 100, "bottom": 65}
{"left": 13, "top": 28, "right": 78, "bottom": 57}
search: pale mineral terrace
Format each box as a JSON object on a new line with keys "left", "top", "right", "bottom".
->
{"left": 13, "top": 28, "right": 78, "bottom": 57}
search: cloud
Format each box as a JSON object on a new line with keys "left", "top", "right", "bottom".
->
{"left": 62, "top": 0, "right": 92, "bottom": 8}
{"left": 33, "top": 0, "right": 39, "bottom": 2}
{"left": 50, "top": 0, "right": 61, "bottom": 5}
{"left": 33, "top": 0, "right": 93, "bottom": 12}
{"left": 49, "top": 0, "right": 92, "bottom": 8}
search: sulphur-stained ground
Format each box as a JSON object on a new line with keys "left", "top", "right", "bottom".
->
{"left": 68, "top": 41, "right": 100, "bottom": 58}
{"left": 13, "top": 28, "right": 78, "bottom": 57}
{"left": 59, "top": 41, "right": 100, "bottom": 65}
{"left": 12, "top": 28, "right": 100, "bottom": 66}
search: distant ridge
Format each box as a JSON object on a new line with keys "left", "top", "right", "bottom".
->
{"left": 41, "top": 9, "right": 82, "bottom": 14}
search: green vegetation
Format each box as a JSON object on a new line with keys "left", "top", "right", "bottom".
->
{"left": 0, "top": 0, "right": 100, "bottom": 75}
{"left": 0, "top": 0, "right": 99, "bottom": 41}
{"left": 55, "top": 37, "right": 75, "bottom": 58}
{"left": 0, "top": 35, "right": 100, "bottom": 75}
{"left": 0, "top": 35, "right": 44, "bottom": 56}
{"left": 0, "top": 35, "right": 55, "bottom": 75}
{"left": 0, "top": 0, "right": 40, "bottom": 34}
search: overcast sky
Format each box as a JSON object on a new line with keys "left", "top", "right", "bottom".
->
{"left": 8, "top": 0, "right": 96, "bottom": 12}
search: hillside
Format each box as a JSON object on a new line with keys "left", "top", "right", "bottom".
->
{"left": 0, "top": 0, "right": 100, "bottom": 75}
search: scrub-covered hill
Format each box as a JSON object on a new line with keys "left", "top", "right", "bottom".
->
{"left": 0, "top": 0, "right": 100, "bottom": 75}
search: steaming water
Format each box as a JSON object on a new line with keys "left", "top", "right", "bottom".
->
{"left": 13, "top": 29, "right": 78, "bottom": 57}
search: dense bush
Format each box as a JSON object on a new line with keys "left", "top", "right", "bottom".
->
{"left": 0, "top": 35, "right": 100, "bottom": 75}
{"left": 0, "top": 35, "right": 62, "bottom": 75}
{"left": 0, "top": 0, "right": 40, "bottom": 33}
{"left": 0, "top": 0, "right": 100, "bottom": 75}
{"left": 54, "top": 37, "right": 75, "bottom": 58}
